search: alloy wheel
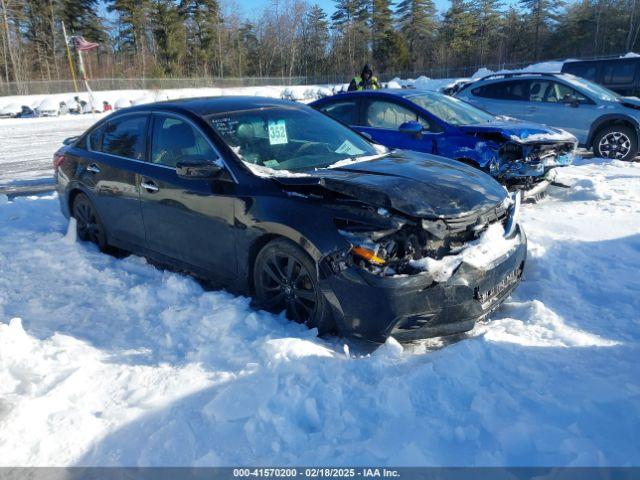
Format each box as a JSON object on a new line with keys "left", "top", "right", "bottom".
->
{"left": 258, "top": 252, "right": 317, "bottom": 323}
{"left": 74, "top": 199, "right": 103, "bottom": 245}
{"left": 598, "top": 131, "right": 631, "bottom": 159}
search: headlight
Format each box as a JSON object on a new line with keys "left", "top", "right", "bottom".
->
{"left": 503, "top": 191, "right": 521, "bottom": 238}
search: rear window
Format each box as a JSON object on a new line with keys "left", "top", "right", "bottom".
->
{"left": 603, "top": 61, "right": 636, "bottom": 84}
{"left": 92, "top": 115, "right": 148, "bottom": 160}
{"left": 321, "top": 100, "right": 358, "bottom": 125}
{"left": 472, "top": 80, "right": 530, "bottom": 100}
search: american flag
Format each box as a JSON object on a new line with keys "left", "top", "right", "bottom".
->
{"left": 73, "top": 36, "right": 99, "bottom": 52}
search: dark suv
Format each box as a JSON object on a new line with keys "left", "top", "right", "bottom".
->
{"left": 561, "top": 57, "right": 640, "bottom": 97}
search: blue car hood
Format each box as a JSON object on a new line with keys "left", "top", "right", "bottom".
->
{"left": 458, "top": 120, "right": 577, "bottom": 144}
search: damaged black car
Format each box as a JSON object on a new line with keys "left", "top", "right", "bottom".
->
{"left": 55, "top": 97, "right": 527, "bottom": 343}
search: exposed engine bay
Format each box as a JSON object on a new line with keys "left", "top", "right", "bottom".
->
{"left": 333, "top": 197, "right": 514, "bottom": 277}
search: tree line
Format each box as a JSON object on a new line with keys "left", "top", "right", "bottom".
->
{"left": 1, "top": 0, "right": 640, "bottom": 87}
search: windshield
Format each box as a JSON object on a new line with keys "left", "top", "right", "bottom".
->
{"left": 408, "top": 91, "right": 495, "bottom": 125}
{"left": 564, "top": 74, "right": 619, "bottom": 101}
{"left": 208, "top": 106, "right": 381, "bottom": 171}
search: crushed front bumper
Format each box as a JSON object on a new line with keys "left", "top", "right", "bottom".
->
{"left": 320, "top": 225, "right": 527, "bottom": 343}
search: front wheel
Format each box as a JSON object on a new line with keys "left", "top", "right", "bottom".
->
{"left": 253, "top": 238, "right": 332, "bottom": 333}
{"left": 72, "top": 193, "right": 109, "bottom": 251}
{"left": 593, "top": 125, "right": 638, "bottom": 161}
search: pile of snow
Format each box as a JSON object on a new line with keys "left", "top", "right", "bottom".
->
{"left": 0, "top": 102, "right": 21, "bottom": 116}
{"left": 36, "top": 97, "right": 60, "bottom": 116}
{"left": 114, "top": 97, "right": 133, "bottom": 110}
{"left": 0, "top": 148, "right": 639, "bottom": 466}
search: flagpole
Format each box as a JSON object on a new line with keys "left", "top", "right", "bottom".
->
{"left": 61, "top": 22, "right": 78, "bottom": 93}
{"left": 75, "top": 43, "right": 96, "bottom": 115}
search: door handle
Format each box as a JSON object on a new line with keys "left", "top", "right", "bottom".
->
{"left": 86, "top": 163, "right": 101, "bottom": 173}
{"left": 140, "top": 180, "right": 159, "bottom": 192}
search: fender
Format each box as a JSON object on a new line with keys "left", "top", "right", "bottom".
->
{"left": 587, "top": 113, "right": 640, "bottom": 146}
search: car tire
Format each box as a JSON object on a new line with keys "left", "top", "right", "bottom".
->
{"left": 593, "top": 125, "right": 638, "bottom": 161}
{"left": 253, "top": 238, "right": 333, "bottom": 334}
{"left": 72, "top": 193, "right": 109, "bottom": 252}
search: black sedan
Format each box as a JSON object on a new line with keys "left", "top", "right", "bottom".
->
{"left": 54, "top": 97, "right": 527, "bottom": 343}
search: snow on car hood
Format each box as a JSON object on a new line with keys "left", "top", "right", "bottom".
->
{"left": 275, "top": 150, "right": 507, "bottom": 219}
{"left": 458, "top": 120, "right": 577, "bottom": 144}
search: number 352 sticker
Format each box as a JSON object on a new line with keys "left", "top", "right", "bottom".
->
{"left": 268, "top": 120, "right": 288, "bottom": 145}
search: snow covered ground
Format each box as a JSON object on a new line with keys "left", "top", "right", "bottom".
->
{"left": 0, "top": 111, "right": 639, "bottom": 466}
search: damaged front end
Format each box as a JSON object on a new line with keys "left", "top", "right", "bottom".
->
{"left": 330, "top": 193, "right": 519, "bottom": 279}
{"left": 472, "top": 130, "right": 577, "bottom": 200}
{"left": 318, "top": 193, "right": 527, "bottom": 342}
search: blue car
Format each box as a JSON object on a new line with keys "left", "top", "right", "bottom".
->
{"left": 311, "top": 89, "right": 577, "bottom": 197}
{"left": 455, "top": 72, "right": 640, "bottom": 161}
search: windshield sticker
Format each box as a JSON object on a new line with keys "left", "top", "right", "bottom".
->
{"left": 263, "top": 159, "right": 279, "bottom": 168}
{"left": 210, "top": 117, "right": 239, "bottom": 137}
{"left": 335, "top": 140, "right": 365, "bottom": 156}
{"left": 268, "top": 120, "right": 288, "bottom": 145}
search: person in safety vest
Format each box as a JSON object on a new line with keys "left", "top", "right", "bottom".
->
{"left": 347, "top": 64, "right": 380, "bottom": 91}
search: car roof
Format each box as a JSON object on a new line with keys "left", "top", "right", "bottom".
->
{"left": 121, "top": 96, "right": 306, "bottom": 117}
{"left": 316, "top": 88, "right": 441, "bottom": 102}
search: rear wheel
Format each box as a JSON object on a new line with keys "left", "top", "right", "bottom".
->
{"left": 72, "top": 193, "right": 108, "bottom": 251}
{"left": 253, "top": 238, "right": 332, "bottom": 333}
{"left": 593, "top": 125, "right": 638, "bottom": 161}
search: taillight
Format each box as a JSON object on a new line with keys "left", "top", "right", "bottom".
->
{"left": 53, "top": 153, "right": 66, "bottom": 170}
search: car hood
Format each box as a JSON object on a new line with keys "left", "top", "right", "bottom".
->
{"left": 458, "top": 120, "right": 577, "bottom": 144}
{"left": 274, "top": 150, "right": 507, "bottom": 219}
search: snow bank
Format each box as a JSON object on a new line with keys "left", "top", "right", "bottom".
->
{"left": 0, "top": 153, "right": 639, "bottom": 466}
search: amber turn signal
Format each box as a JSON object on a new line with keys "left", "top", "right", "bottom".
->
{"left": 351, "top": 246, "right": 385, "bottom": 265}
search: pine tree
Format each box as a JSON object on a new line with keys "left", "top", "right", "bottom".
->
{"left": 440, "top": 0, "right": 477, "bottom": 69}
{"left": 331, "top": 0, "right": 369, "bottom": 73}
{"left": 59, "top": 0, "right": 105, "bottom": 42}
{"left": 519, "top": 0, "right": 559, "bottom": 60}
{"left": 303, "top": 5, "right": 329, "bottom": 77}
{"left": 107, "top": 0, "right": 153, "bottom": 75}
{"left": 396, "top": 0, "right": 437, "bottom": 70}
{"left": 371, "top": 0, "right": 397, "bottom": 72}
{"left": 471, "top": 0, "right": 503, "bottom": 65}
{"left": 152, "top": 0, "right": 185, "bottom": 75}
{"left": 179, "top": 0, "right": 223, "bottom": 76}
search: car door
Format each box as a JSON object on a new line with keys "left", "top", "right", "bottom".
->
{"left": 139, "top": 112, "right": 237, "bottom": 281}
{"left": 521, "top": 79, "right": 598, "bottom": 142}
{"left": 78, "top": 113, "right": 149, "bottom": 248}
{"left": 357, "top": 98, "right": 440, "bottom": 153}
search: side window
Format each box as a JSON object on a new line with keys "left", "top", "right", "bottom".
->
{"left": 102, "top": 115, "right": 147, "bottom": 160}
{"left": 527, "top": 80, "right": 588, "bottom": 103}
{"left": 88, "top": 124, "right": 105, "bottom": 152}
{"left": 603, "top": 62, "right": 636, "bottom": 84}
{"left": 321, "top": 101, "right": 358, "bottom": 125}
{"left": 151, "top": 115, "right": 218, "bottom": 168}
{"left": 365, "top": 100, "right": 417, "bottom": 129}
{"left": 472, "top": 80, "right": 529, "bottom": 101}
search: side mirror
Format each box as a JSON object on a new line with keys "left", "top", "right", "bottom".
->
{"left": 63, "top": 136, "right": 79, "bottom": 146}
{"left": 176, "top": 160, "right": 224, "bottom": 179}
{"left": 399, "top": 121, "right": 423, "bottom": 137}
{"left": 563, "top": 94, "right": 580, "bottom": 108}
